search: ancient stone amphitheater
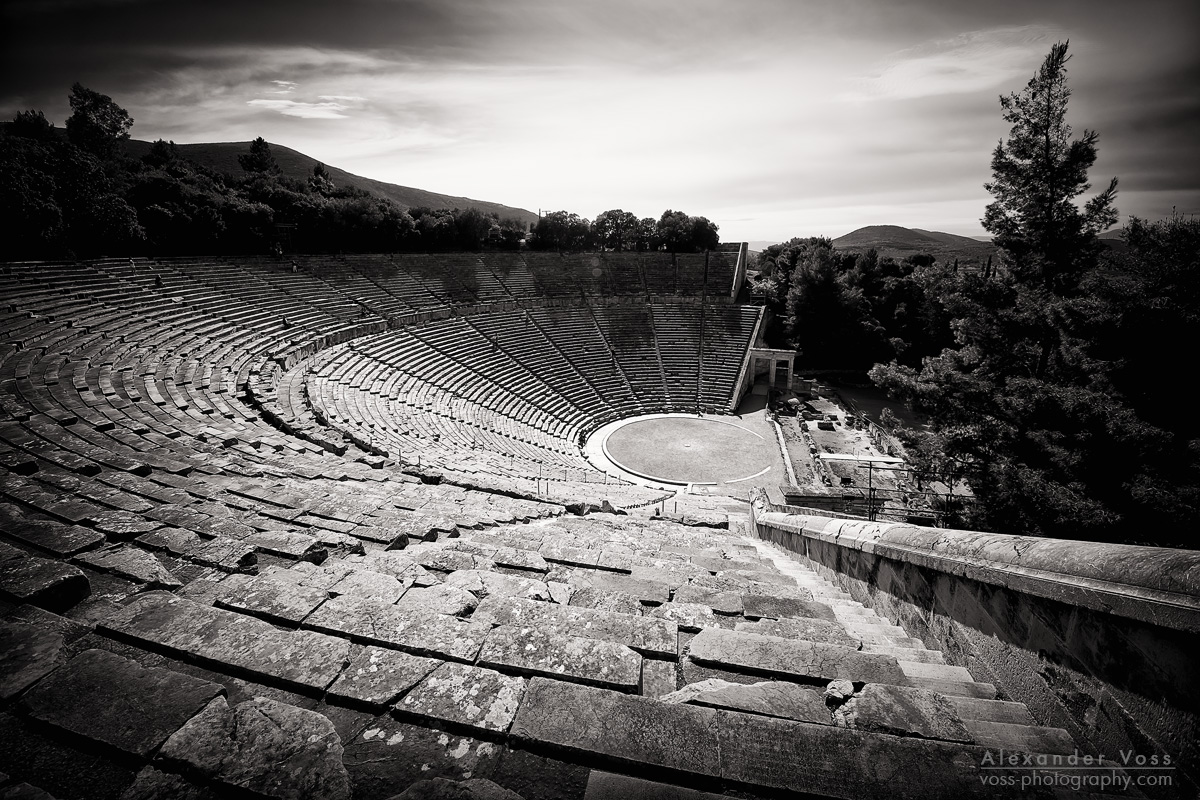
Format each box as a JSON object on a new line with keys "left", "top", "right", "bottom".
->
{"left": 0, "top": 252, "right": 1196, "bottom": 800}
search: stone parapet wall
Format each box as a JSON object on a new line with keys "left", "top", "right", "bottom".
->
{"left": 749, "top": 491, "right": 1200, "bottom": 798}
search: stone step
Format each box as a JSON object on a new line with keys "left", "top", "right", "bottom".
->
{"left": 0, "top": 543, "right": 91, "bottom": 612}
{"left": 946, "top": 696, "right": 1034, "bottom": 725}
{"left": 864, "top": 645, "right": 944, "bottom": 664}
{"left": 899, "top": 661, "right": 975, "bottom": 682}
{"left": 100, "top": 590, "right": 350, "bottom": 692}
{"left": 908, "top": 676, "right": 998, "bottom": 699}
{"left": 686, "top": 627, "right": 908, "bottom": 684}
{"left": 18, "top": 648, "right": 224, "bottom": 758}
{"left": 512, "top": 677, "right": 1010, "bottom": 798}
{"left": 472, "top": 594, "right": 677, "bottom": 658}
{"left": 963, "top": 719, "right": 1078, "bottom": 756}
{"left": 477, "top": 624, "right": 642, "bottom": 692}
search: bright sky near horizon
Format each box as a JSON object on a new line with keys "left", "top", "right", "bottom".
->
{"left": 2, "top": 0, "right": 1197, "bottom": 242}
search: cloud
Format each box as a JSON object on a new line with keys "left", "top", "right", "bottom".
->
{"left": 843, "top": 26, "right": 1064, "bottom": 102}
{"left": 247, "top": 98, "right": 351, "bottom": 119}
{"left": 268, "top": 80, "right": 297, "bottom": 93}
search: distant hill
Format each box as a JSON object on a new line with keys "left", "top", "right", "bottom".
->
{"left": 1098, "top": 228, "right": 1125, "bottom": 240}
{"left": 121, "top": 139, "right": 539, "bottom": 227}
{"left": 832, "top": 225, "right": 998, "bottom": 270}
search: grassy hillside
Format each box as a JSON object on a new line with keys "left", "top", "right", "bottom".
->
{"left": 832, "top": 225, "right": 998, "bottom": 269}
{"left": 122, "top": 139, "right": 539, "bottom": 226}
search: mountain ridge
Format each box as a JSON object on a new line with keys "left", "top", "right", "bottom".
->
{"left": 121, "top": 138, "right": 540, "bottom": 226}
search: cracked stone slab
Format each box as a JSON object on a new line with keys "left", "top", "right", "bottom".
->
{"left": 398, "top": 663, "right": 526, "bottom": 733}
{"left": 663, "top": 678, "right": 832, "bottom": 725}
{"left": 442, "top": 569, "right": 551, "bottom": 601}
{"left": 303, "top": 594, "right": 489, "bottom": 662}
{"left": 328, "top": 569, "right": 406, "bottom": 604}
{"left": 0, "top": 515, "right": 104, "bottom": 557}
{"left": 566, "top": 587, "right": 644, "bottom": 615}
{"left": 672, "top": 585, "right": 742, "bottom": 615}
{"left": 837, "top": 684, "right": 972, "bottom": 742}
{"left": 716, "top": 708, "right": 990, "bottom": 798}
{"left": 326, "top": 646, "right": 440, "bottom": 709}
{"left": 157, "top": 696, "right": 351, "bottom": 800}
{"left": 101, "top": 591, "right": 350, "bottom": 691}
{"left": 74, "top": 545, "right": 182, "bottom": 589}
{"left": 741, "top": 594, "right": 834, "bottom": 622}
{"left": 243, "top": 530, "right": 326, "bottom": 561}
{"left": 567, "top": 572, "right": 669, "bottom": 604}
{"left": 511, "top": 677, "right": 720, "bottom": 777}
{"left": 213, "top": 573, "right": 329, "bottom": 625}
{"left": 477, "top": 624, "right": 641, "bottom": 691}
{"left": 645, "top": 602, "right": 733, "bottom": 632}
{"left": 734, "top": 617, "right": 861, "bottom": 648}
{"left": 473, "top": 596, "right": 676, "bottom": 657}
{"left": 20, "top": 648, "right": 224, "bottom": 758}
{"left": 188, "top": 538, "right": 258, "bottom": 573}
{"left": 88, "top": 510, "right": 162, "bottom": 541}
{"left": 395, "top": 584, "right": 479, "bottom": 617}
{"left": 687, "top": 628, "right": 908, "bottom": 684}
{"left": 413, "top": 548, "right": 495, "bottom": 574}
{"left": 0, "top": 622, "right": 64, "bottom": 700}
{"left": 0, "top": 545, "right": 90, "bottom": 612}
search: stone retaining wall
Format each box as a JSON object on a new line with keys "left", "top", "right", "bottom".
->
{"left": 748, "top": 490, "right": 1200, "bottom": 797}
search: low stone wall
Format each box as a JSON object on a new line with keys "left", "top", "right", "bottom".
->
{"left": 749, "top": 491, "right": 1200, "bottom": 797}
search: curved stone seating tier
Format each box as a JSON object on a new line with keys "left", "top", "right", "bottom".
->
{"left": 295, "top": 303, "right": 760, "bottom": 489}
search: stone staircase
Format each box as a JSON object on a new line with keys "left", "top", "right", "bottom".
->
{"left": 3, "top": 502, "right": 1119, "bottom": 800}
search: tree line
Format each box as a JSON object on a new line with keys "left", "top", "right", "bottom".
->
{"left": 757, "top": 43, "right": 1200, "bottom": 547}
{"left": 0, "top": 86, "right": 721, "bottom": 260}
{"left": 529, "top": 208, "right": 719, "bottom": 252}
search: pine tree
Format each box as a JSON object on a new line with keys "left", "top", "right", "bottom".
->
{"left": 238, "top": 137, "right": 282, "bottom": 175}
{"left": 869, "top": 43, "right": 1145, "bottom": 541}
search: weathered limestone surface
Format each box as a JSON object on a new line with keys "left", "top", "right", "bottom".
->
{"left": 734, "top": 617, "right": 860, "bottom": 648}
{"left": 157, "top": 696, "right": 352, "bottom": 800}
{"left": 325, "top": 646, "right": 440, "bottom": 708}
{"left": 584, "top": 771, "right": 729, "bottom": 800}
{"left": 473, "top": 596, "right": 676, "bottom": 657}
{"left": 101, "top": 591, "right": 349, "bottom": 691}
{"left": 0, "top": 622, "right": 63, "bottom": 700}
{"left": 0, "top": 544, "right": 90, "bottom": 612}
{"left": 213, "top": 573, "right": 329, "bottom": 624}
{"left": 511, "top": 677, "right": 720, "bottom": 776}
{"left": 740, "top": 593, "right": 832, "bottom": 622}
{"left": 74, "top": 545, "right": 181, "bottom": 589}
{"left": 443, "top": 569, "right": 550, "bottom": 601}
{"left": 395, "top": 584, "right": 479, "bottom": 616}
{"left": 836, "top": 684, "right": 971, "bottom": 742}
{"left": 663, "top": 678, "right": 832, "bottom": 725}
{"left": 398, "top": 663, "right": 526, "bottom": 733}
{"left": 121, "top": 767, "right": 218, "bottom": 800}
{"left": 304, "top": 594, "right": 489, "bottom": 662}
{"left": 687, "top": 628, "right": 908, "bottom": 684}
{"left": 477, "top": 625, "right": 641, "bottom": 691}
{"left": 671, "top": 585, "right": 742, "bottom": 615}
{"left": 386, "top": 777, "right": 526, "bottom": 800}
{"left": 644, "top": 602, "right": 730, "bottom": 632}
{"left": 20, "top": 649, "right": 224, "bottom": 757}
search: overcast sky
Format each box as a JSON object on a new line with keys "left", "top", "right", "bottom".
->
{"left": 3, "top": 0, "right": 1197, "bottom": 242}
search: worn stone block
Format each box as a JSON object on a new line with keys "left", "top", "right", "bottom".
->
{"left": 21, "top": 648, "right": 224, "bottom": 758}
{"left": 473, "top": 596, "right": 676, "bottom": 657}
{"left": 101, "top": 591, "right": 349, "bottom": 692}
{"left": 478, "top": 625, "right": 640, "bottom": 691}
{"left": 74, "top": 545, "right": 181, "bottom": 589}
{"left": 398, "top": 663, "right": 526, "bottom": 733}
{"left": 304, "top": 594, "right": 488, "bottom": 662}
{"left": 157, "top": 696, "right": 351, "bottom": 800}
{"left": 0, "top": 622, "right": 64, "bottom": 700}
{"left": 325, "top": 646, "right": 439, "bottom": 709}
{"left": 687, "top": 628, "right": 908, "bottom": 684}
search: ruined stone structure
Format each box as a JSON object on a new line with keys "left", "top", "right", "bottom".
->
{"left": 0, "top": 254, "right": 1195, "bottom": 799}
